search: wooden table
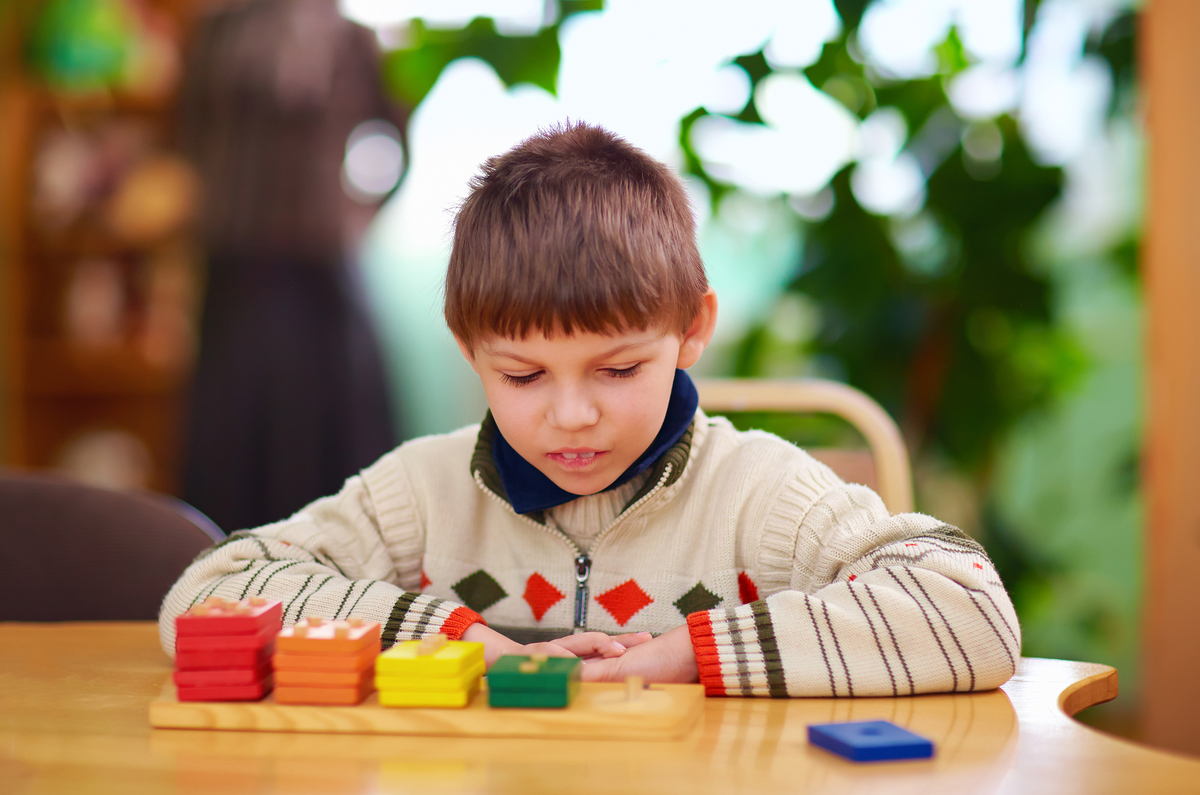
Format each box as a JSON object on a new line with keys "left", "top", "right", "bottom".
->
{"left": 2, "top": 623, "right": 1199, "bottom": 794}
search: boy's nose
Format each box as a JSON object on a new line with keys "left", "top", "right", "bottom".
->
{"left": 547, "top": 388, "right": 600, "bottom": 431}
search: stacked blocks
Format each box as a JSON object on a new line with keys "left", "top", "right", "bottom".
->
{"left": 173, "top": 596, "right": 282, "bottom": 702}
{"left": 488, "top": 654, "right": 581, "bottom": 708}
{"left": 274, "top": 616, "right": 382, "bottom": 705}
{"left": 375, "top": 634, "right": 485, "bottom": 708}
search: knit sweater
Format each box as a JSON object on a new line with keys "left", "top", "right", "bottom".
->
{"left": 158, "top": 410, "right": 1021, "bottom": 697}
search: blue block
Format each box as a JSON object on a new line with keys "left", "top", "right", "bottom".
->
{"left": 807, "top": 720, "right": 935, "bottom": 762}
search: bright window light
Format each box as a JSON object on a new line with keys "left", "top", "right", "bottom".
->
{"left": 339, "top": 0, "right": 548, "bottom": 34}
{"left": 763, "top": 0, "right": 842, "bottom": 70}
{"left": 342, "top": 120, "right": 405, "bottom": 202}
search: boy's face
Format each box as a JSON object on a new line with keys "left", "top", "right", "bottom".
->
{"left": 459, "top": 292, "right": 717, "bottom": 497}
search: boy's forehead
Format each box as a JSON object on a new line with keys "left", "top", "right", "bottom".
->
{"left": 480, "top": 329, "right": 670, "bottom": 360}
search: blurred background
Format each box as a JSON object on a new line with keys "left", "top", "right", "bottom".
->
{"left": 0, "top": 0, "right": 1185, "bottom": 751}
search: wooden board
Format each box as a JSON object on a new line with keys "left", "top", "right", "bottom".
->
{"left": 149, "top": 679, "right": 704, "bottom": 741}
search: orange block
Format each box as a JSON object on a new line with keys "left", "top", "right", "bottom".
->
{"left": 274, "top": 678, "right": 374, "bottom": 706}
{"left": 273, "top": 644, "right": 379, "bottom": 672}
{"left": 276, "top": 617, "right": 381, "bottom": 656}
{"left": 275, "top": 668, "right": 372, "bottom": 688}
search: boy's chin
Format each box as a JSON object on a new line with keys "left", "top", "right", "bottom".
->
{"left": 540, "top": 466, "right": 619, "bottom": 497}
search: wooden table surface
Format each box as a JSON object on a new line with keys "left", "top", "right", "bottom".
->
{"left": 2, "top": 623, "right": 1199, "bottom": 795}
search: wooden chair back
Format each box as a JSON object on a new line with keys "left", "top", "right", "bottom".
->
{"left": 695, "top": 378, "right": 914, "bottom": 514}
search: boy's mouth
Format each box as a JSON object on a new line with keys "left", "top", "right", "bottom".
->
{"left": 547, "top": 449, "right": 607, "bottom": 469}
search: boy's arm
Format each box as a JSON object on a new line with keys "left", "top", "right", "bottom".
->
{"left": 157, "top": 467, "right": 483, "bottom": 657}
{"left": 584, "top": 483, "right": 1019, "bottom": 695}
{"left": 686, "top": 483, "right": 1020, "bottom": 697}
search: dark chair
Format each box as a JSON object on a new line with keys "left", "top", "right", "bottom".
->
{"left": 0, "top": 469, "right": 224, "bottom": 621}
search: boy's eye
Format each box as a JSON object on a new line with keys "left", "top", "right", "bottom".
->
{"left": 500, "top": 371, "right": 543, "bottom": 387}
{"left": 605, "top": 364, "right": 642, "bottom": 379}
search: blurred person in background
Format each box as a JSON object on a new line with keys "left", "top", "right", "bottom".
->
{"left": 178, "top": 0, "right": 406, "bottom": 533}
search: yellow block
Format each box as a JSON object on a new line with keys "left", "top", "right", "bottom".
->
{"left": 378, "top": 679, "right": 480, "bottom": 708}
{"left": 376, "top": 640, "right": 484, "bottom": 676}
{"left": 375, "top": 661, "right": 485, "bottom": 693}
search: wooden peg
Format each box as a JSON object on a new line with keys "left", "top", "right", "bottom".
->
{"left": 625, "top": 676, "right": 644, "bottom": 702}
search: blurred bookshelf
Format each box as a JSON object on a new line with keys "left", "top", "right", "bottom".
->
{"left": 0, "top": 0, "right": 201, "bottom": 494}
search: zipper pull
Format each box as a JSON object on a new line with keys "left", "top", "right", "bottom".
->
{"left": 573, "top": 553, "right": 591, "bottom": 633}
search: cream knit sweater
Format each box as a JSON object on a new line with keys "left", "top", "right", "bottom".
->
{"left": 159, "top": 410, "right": 1021, "bottom": 697}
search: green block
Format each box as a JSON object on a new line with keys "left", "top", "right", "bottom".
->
{"left": 487, "top": 655, "right": 582, "bottom": 708}
{"left": 488, "top": 685, "right": 578, "bottom": 709}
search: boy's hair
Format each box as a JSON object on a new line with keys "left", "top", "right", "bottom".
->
{"left": 445, "top": 122, "right": 708, "bottom": 349}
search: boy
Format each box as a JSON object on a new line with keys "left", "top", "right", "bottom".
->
{"left": 160, "top": 123, "right": 1020, "bottom": 697}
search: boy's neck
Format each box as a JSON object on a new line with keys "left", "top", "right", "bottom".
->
{"left": 480, "top": 369, "right": 699, "bottom": 516}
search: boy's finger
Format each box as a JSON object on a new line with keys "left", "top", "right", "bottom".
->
{"left": 612, "top": 632, "right": 654, "bottom": 648}
{"left": 550, "top": 632, "right": 627, "bottom": 658}
{"left": 527, "top": 641, "right": 580, "bottom": 659}
{"left": 579, "top": 657, "right": 621, "bottom": 683}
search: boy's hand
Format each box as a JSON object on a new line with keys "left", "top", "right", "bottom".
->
{"left": 579, "top": 625, "right": 699, "bottom": 684}
{"left": 549, "top": 631, "right": 654, "bottom": 661}
{"left": 461, "top": 623, "right": 651, "bottom": 667}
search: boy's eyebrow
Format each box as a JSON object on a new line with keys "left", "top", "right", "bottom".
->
{"left": 484, "top": 339, "right": 657, "bottom": 365}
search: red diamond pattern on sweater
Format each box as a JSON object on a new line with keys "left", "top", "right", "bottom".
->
{"left": 738, "top": 571, "right": 759, "bottom": 604}
{"left": 523, "top": 573, "right": 565, "bottom": 622}
{"left": 420, "top": 570, "right": 432, "bottom": 591}
{"left": 595, "top": 580, "right": 653, "bottom": 626}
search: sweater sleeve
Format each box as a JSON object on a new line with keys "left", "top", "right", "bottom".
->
{"left": 157, "top": 456, "right": 484, "bottom": 657}
{"left": 686, "top": 478, "right": 1021, "bottom": 697}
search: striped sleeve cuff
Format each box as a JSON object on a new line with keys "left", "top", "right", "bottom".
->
{"left": 686, "top": 601, "right": 787, "bottom": 698}
{"left": 381, "top": 593, "right": 486, "bottom": 647}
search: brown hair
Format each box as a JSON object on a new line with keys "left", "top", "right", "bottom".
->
{"left": 445, "top": 122, "right": 708, "bottom": 349}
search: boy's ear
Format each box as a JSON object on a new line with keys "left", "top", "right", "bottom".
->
{"left": 455, "top": 336, "right": 480, "bottom": 372}
{"left": 676, "top": 289, "right": 718, "bottom": 369}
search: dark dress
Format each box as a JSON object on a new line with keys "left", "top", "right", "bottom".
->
{"left": 178, "top": 0, "right": 404, "bottom": 532}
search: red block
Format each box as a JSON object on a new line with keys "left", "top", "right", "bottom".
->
{"left": 176, "top": 675, "right": 273, "bottom": 702}
{"left": 173, "top": 662, "right": 272, "bottom": 688}
{"left": 175, "top": 642, "right": 275, "bottom": 671}
{"left": 175, "top": 597, "right": 283, "bottom": 637}
{"left": 175, "top": 622, "right": 276, "bottom": 653}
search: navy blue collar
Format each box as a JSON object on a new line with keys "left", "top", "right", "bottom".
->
{"left": 492, "top": 369, "right": 699, "bottom": 515}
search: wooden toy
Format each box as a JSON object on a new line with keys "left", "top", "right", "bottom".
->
{"left": 375, "top": 634, "right": 484, "bottom": 676}
{"left": 149, "top": 680, "right": 706, "bottom": 740}
{"left": 276, "top": 616, "right": 380, "bottom": 656}
{"left": 172, "top": 597, "right": 281, "bottom": 701}
{"left": 273, "top": 644, "right": 378, "bottom": 672}
{"left": 173, "top": 662, "right": 272, "bottom": 688}
{"left": 174, "top": 645, "right": 274, "bottom": 671}
{"left": 274, "top": 679, "right": 375, "bottom": 706}
{"left": 272, "top": 616, "right": 381, "bottom": 707}
{"left": 275, "top": 669, "right": 374, "bottom": 688}
{"left": 487, "top": 654, "right": 581, "bottom": 708}
{"left": 175, "top": 622, "right": 277, "bottom": 652}
{"left": 807, "top": 720, "right": 935, "bottom": 762}
{"left": 176, "top": 677, "right": 274, "bottom": 703}
{"left": 377, "top": 679, "right": 481, "bottom": 708}
{"left": 175, "top": 596, "right": 282, "bottom": 637}
{"left": 374, "top": 635, "right": 485, "bottom": 709}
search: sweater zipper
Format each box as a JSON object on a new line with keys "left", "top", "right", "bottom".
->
{"left": 472, "top": 463, "right": 674, "bottom": 633}
{"left": 573, "top": 553, "right": 591, "bottom": 633}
